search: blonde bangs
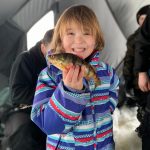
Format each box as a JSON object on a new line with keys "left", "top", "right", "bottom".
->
{"left": 51, "top": 5, "right": 105, "bottom": 53}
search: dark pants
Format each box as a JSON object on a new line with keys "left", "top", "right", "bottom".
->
{"left": 142, "top": 134, "right": 150, "bottom": 150}
{"left": 1, "top": 111, "right": 46, "bottom": 150}
{"left": 141, "top": 110, "right": 150, "bottom": 150}
{"left": 137, "top": 93, "right": 150, "bottom": 150}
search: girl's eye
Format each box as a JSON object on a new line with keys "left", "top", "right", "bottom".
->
{"left": 67, "top": 32, "right": 74, "bottom": 35}
{"left": 83, "top": 31, "right": 91, "bottom": 35}
{"left": 84, "top": 33, "right": 90, "bottom": 35}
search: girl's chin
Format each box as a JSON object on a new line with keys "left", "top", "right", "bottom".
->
{"left": 75, "top": 54, "right": 85, "bottom": 59}
{"left": 71, "top": 52, "right": 84, "bottom": 59}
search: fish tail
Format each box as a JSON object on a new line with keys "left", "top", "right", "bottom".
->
{"left": 94, "top": 76, "right": 101, "bottom": 87}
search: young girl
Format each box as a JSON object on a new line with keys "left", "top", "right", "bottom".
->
{"left": 31, "top": 5, "right": 119, "bottom": 150}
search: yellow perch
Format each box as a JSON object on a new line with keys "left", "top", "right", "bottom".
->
{"left": 48, "top": 53, "right": 101, "bottom": 87}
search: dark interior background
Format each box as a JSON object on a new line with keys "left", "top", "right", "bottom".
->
{"left": 0, "top": 0, "right": 150, "bottom": 105}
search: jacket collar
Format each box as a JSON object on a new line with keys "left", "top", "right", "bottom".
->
{"left": 87, "top": 50, "right": 100, "bottom": 67}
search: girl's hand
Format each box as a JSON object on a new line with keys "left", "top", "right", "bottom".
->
{"left": 138, "top": 72, "right": 150, "bottom": 92}
{"left": 62, "top": 64, "right": 85, "bottom": 90}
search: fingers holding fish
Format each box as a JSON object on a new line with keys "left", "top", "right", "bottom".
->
{"left": 64, "top": 65, "right": 75, "bottom": 82}
{"left": 78, "top": 65, "right": 85, "bottom": 81}
{"left": 62, "top": 65, "right": 84, "bottom": 90}
{"left": 71, "top": 65, "right": 85, "bottom": 83}
{"left": 62, "top": 63, "right": 73, "bottom": 81}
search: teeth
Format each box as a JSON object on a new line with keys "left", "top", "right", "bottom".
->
{"left": 73, "top": 48, "right": 85, "bottom": 52}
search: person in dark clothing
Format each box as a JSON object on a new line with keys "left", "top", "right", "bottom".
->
{"left": 1, "top": 29, "right": 53, "bottom": 150}
{"left": 134, "top": 6, "right": 150, "bottom": 150}
{"left": 123, "top": 5, "right": 149, "bottom": 107}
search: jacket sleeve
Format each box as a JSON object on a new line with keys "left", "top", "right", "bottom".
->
{"left": 9, "top": 52, "right": 36, "bottom": 106}
{"left": 108, "top": 65, "right": 119, "bottom": 113}
{"left": 134, "top": 9, "right": 150, "bottom": 73}
{"left": 123, "top": 34, "right": 135, "bottom": 82}
{"left": 31, "top": 67, "right": 90, "bottom": 135}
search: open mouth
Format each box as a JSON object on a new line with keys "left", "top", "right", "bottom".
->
{"left": 72, "top": 48, "right": 85, "bottom": 58}
{"left": 73, "top": 48, "right": 85, "bottom": 52}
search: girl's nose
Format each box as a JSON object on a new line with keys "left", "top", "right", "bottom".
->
{"left": 74, "top": 35, "right": 84, "bottom": 43}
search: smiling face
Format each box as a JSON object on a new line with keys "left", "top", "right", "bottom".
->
{"left": 50, "top": 5, "right": 104, "bottom": 55}
{"left": 61, "top": 22, "right": 96, "bottom": 59}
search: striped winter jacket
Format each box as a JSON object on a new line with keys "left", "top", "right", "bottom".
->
{"left": 31, "top": 50, "right": 119, "bottom": 150}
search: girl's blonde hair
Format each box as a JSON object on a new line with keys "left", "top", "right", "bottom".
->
{"left": 50, "top": 5, "right": 104, "bottom": 53}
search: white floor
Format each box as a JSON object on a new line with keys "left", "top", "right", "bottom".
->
{"left": 113, "top": 105, "right": 142, "bottom": 150}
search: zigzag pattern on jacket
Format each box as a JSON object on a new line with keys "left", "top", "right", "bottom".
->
{"left": 31, "top": 50, "right": 119, "bottom": 150}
